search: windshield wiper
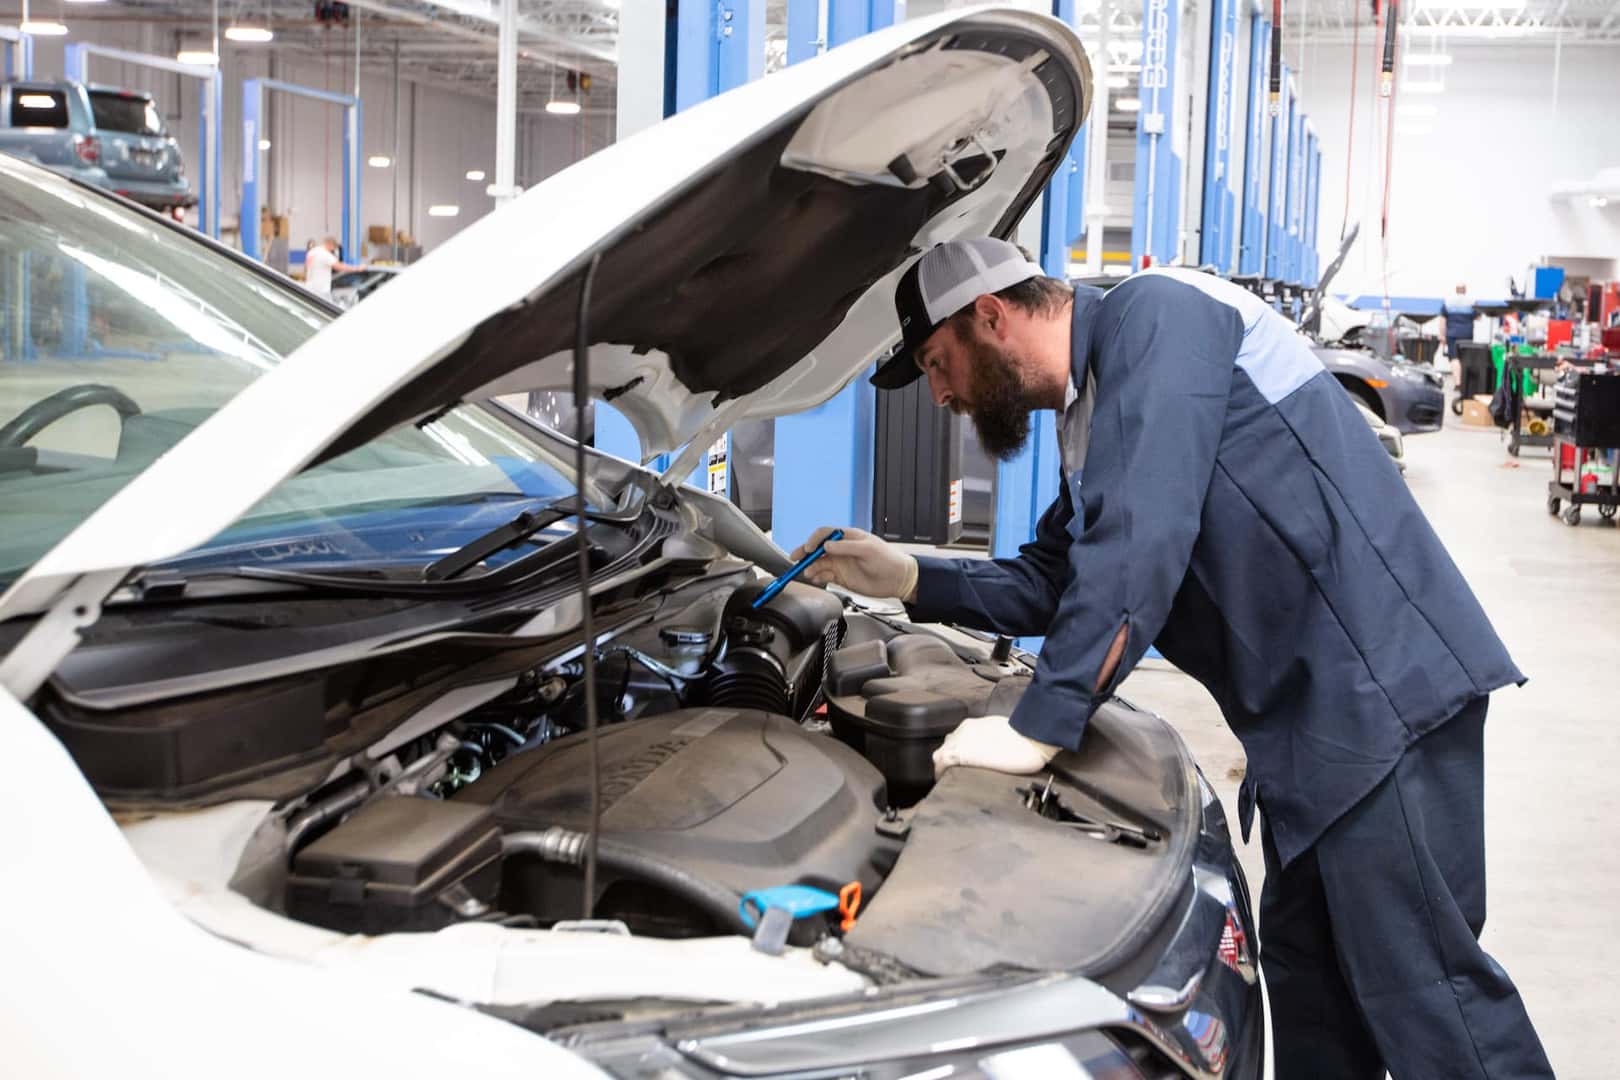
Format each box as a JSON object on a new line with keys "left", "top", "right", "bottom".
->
{"left": 422, "top": 498, "right": 632, "bottom": 583}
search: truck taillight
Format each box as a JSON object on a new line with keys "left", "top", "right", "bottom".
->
{"left": 73, "top": 134, "right": 100, "bottom": 165}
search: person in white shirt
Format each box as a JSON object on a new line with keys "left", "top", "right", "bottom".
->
{"left": 303, "top": 236, "right": 363, "bottom": 298}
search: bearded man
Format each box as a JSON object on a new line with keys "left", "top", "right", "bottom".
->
{"left": 791, "top": 237, "right": 1551, "bottom": 1080}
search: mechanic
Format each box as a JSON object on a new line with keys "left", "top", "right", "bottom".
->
{"left": 302, "top": 236, "right": 365, "bottom": 299}
{"left": 1444, "top": 282, "right": 1475, "bottom": 362}
{"left": 794, "top": 237, "right": 1551, "bottom": 1079}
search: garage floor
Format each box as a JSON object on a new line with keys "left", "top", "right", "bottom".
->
{"left": 919, "top": 420, "right": 1619, "bottom": 1077}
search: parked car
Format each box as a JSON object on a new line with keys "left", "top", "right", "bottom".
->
{"left": 0, "top": 80, "right": 194, "bottom": 211}
{"left": 1, "top": 11, "right": 1263, "bottom": 1079}
{"left": 1311, "top": 298, "right": 1445, "bottom": 434}
{"left": 331, "top": 265, "right": 402, "bottom": 308}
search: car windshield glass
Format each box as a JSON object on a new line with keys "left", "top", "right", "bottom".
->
{"left": 88, "top": 91, "right": 164, "bottom": 136}
{"left": 0, "top": 158, "right": 599, "bottom": 587}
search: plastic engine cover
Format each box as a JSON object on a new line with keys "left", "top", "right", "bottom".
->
{"left": 458, "top": 708, "right": 897, "bottom": 928}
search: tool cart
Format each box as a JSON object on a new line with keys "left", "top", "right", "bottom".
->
{"left": 1547, "top": 366, "right": 1620, "bottom": 526}
{"left": 1505, "top": 354, "right": 1561, "bottom": 457}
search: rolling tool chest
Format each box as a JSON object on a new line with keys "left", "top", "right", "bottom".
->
{"left": 1547, "top": 367, "right": 1620, "bottom": 526}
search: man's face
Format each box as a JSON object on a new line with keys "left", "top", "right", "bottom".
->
{"left": 914, "top": 311, "right": 1038, "bottom": 461}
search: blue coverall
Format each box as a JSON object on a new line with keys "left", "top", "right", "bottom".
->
{"left": 907, "top": 269, "right": 1552, "bottom": 1078}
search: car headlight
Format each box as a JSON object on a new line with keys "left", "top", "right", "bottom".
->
{"left": 1390, "top": 364, "right": 1424, "bottom": 381}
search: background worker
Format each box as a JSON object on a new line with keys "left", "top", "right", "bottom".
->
{"left": 302, "top": 236, "right": 364, "bottom": 300}
{"left": 794, "top": 237, "right": 1551, "bottom": 1079}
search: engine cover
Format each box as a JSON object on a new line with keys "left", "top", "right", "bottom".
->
{"left": 458, "top": 708, "right": 897, "bottom": 934}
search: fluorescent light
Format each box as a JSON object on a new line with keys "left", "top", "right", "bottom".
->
{"left": 465, "top": 169, "right": 486, "bottom": 181}
{"left": 176, "top": 48, "right": 218, "bottom": 65}
{"left": 20, "top": 19, "right": 69, "bottom": 34}
{"left": 1592, "top": 196, "right": 1610, "bottom": 208}
{"left": 545, "top": 100, "right": 581, "bottom": 116}
{"left": 1397, "top": 103, "right": 1437, "bottom": 116}
{"left": 1108, "top": 62, "right": 1141, "bottom": 73}
{"left": 1106, "top": 75, "right": 1129, "bottom": 90}
{"left": 1396, "top": 124, "right": 1433, "bottom": 136}
{"left": 1404, "top": 79, "right": 1445, "bottom": 93}
{"left": 427, "top": 204, "right": 460, "bottom": 217}
{"left": 17, "top": 93, "right": 58, "bottom": 109}
{"left": 258, "top": 138, "right": 271, "bottom": 150}
{"left": 1405, "top": 53, "right": 1454, "bottom": 65}
{"left": 1114, "top": 97, "right": 1141, "bottom": 112}
{"left": 224, "top": 25, "right": 274, "bottom": 43}
{"left": 367, "top": 155, "right": 392, "bottom": 168}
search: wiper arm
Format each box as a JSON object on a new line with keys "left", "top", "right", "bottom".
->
{"left": 422, "top": 498, "right": 625, "bottom": 582}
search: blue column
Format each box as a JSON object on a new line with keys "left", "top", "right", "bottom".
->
{"left": 1304, "top": 137, "right": 1322, "bottom": 286}
{"left": 786, "top": 0, "right": 819, "bottom": 65}
{"left": 1238, "top": 14, "right": 1270, "bottom": 275}
{"left": 675, "top": 0, "right": 765, "bottom": 111}
{"left": 240, "top": 81, "right": 265, "bottom": 261}
{"left": 1131, "top": 0, "right": 1182, "bottom": 267}
{"left": 1285, "top": 102, "right": 1304, "bottom": 285}
{"left": 1200, "top": 0, "right": 1238, "bottom": 271}
{"left": 770, "top": 0, "right": 896, "bottom": 546}
{"left": 1264, "top": 64, "right": 1291, "bottom": 280}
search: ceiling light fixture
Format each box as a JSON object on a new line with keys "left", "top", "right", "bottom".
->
{"left": 465, "top": 169, "right": 486, "bottom": 181}
{"left": 1114, "top": 97, "right": 1142, "bottom": 112}
{"left": 367, "top": 155, "right": 392, "bottom": 168}
{"left": 1592, "top": 196, "right": 1610, "bottom": 208}
{"left": 17, "top": 93, "right": 58, "bottom": 108}
{"left": 545, "top": 99, "right": 581, "bottom": 116}
{"left": 176, "top": 43, "right": 218, "bottom": 65}
{"left": 1106, "top": 75, "right": 1129, "bottom": 90}
{"left": 1396, "top": 103, "right": 1437, "bottom": 116}
{"left": 427, "top": 205, "right": 460, "bottom": 218}
{"left": 225, "top": 25, "right": 274, "bottom": 43}
{"left": 1396, "top": 124, "right": 1433, "bottom": 136}
{"left": 258, "top": 138, "right": 271, "bottom": 150}
{"left": 20, "top": 18, "right": 68, "bottom": 34}
{"left": 1403, "top": 79, "right": 1445, "bottom": 93}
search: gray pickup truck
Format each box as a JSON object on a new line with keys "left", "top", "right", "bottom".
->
{"left": 0, "top": 80, "right": 194, "bottom": 211}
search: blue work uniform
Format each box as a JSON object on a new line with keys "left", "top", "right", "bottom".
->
{"left": 1445, "top": 296, "right": 1475, "bottom": 357}
{"left": 908, "top": 269, "right": 1551, "bottom": 1078}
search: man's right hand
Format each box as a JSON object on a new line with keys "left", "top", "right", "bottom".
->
{"left": 792, "top": 526, "right": 919, "bottom": 602}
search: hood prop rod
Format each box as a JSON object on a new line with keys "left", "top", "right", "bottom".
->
{"left": 573, "top": 252, "right": 605, "bottom": 919}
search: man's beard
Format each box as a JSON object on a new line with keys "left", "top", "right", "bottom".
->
{"left": 955, "top": 336, "right": 1040, "bottom": 461}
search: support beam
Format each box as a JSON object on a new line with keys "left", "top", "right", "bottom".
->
{"left": 771, "top": 0, "right": 899, "bottom": 548}
{"left": 675, "top": 0, "right": 766, "bottom": 113}
{"left": 1304, "top": 137, "right": 1322, "bottom": 285}
{"left": 241, "top": 79, "right": 362, "bottom": 261}
{"left": 1238, "top": 13, "right": 1269, "bottom": 275}
{"left": 0, "top": 27, "right": 32, "bottom": 80}
{"left": 491, "top": 0, "right": 519, "bottom": 205}
{"left": 1264, "top": 63, "right": 1291, "bottom": 281}
{"left": 1131, "top": 0, "right": 1182, "bottom": 267}
{"left": 786, "top": 0, "right": 820, "bottom": 65}
{"left": 1084, "top": 0, "right": 1112, "bottom": 275}
{"left": 1200, "top": 0, "right": 1239, "bottom": 271}
{"left": 1285, "top": 101, "right": 1304, "bottom": 286}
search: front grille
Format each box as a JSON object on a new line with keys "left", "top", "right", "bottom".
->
{"left": 1407, "top": 401, "right": 1442, "bottom": 427}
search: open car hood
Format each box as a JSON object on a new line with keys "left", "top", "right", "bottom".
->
{"left": 0, "top": 7, "right": 1087, "bottom": 648}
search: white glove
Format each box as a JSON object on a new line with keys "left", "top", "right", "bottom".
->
{"left": 932, "top": 714, "right": 1061, "bottom": 777}
{"left": 793, "top": 526, "right": 919, "bottom": 602}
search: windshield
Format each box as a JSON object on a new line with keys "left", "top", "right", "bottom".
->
{"left": 0, "top": 158, "right": 597, "bottom": 587}
{"left": 88, "top": 91, "right": 165, "bottom": 137}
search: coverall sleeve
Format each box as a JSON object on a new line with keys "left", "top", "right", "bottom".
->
{"left": 904, "top": 480, "right": 1074, "bottom": 636}
{"left": 1009, "top": 275, "right": 1243, "bottom": 749}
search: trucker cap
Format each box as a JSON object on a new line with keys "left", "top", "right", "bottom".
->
{"left": 870, "top": 237, "right": 1047, "bottom": 390}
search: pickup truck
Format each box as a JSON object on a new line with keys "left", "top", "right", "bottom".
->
{"left": 0, "top": 80, "right": 194, "bottom": 211}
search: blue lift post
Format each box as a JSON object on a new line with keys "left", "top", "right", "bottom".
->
{"left": 1285, "top": 102, "right": 1305, "bottom": 288}
{"left": 1237, "top": 13, "right": 1270, "bottom": 275}
{"left": 769, "top": 0, "right": 901, "bottom": 549}
{"left": 241, "top": 79, "right": 362, "bottom": 263}
{"left": 1200, "top": 0, "right": 1240, "bottom": 272}
{"left": 63, "top": 44, "right": 221, "bottom": 239}
{"left": 1131, "top": 0, "right": 1182, "bottom": 267}
{"left": 0, "top": 27, "right": 33, "bottom": 79}
{"left": 1304, "top": 137, "right": 1322, "bottom": 285}
{"left": 1264, "top": 64, "right": 1291, "bottom": 283}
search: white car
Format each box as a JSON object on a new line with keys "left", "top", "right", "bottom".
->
{"left": 0, "top": 11, "right": 1264, "bottom": 1079}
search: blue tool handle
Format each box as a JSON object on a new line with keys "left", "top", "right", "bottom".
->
{"left": 752, "top": 529, "right": 844, "bottom": 610}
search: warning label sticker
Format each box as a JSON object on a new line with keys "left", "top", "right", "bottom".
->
{"left": 948, "top": 479, "right": 963, "bottom": 525}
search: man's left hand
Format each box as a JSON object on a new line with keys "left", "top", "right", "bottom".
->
{"left": 932, "top": 714, "right": 1061, "bottom": 777}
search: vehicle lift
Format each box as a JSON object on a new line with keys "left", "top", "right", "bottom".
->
{"left": 240, "top": 79, "right": 363, "bottom": 265}
{"left": 0, "top": 26, "right": 32, "bottom": 80}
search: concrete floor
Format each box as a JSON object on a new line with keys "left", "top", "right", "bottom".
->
{"left": 1109, "top": 420, "right": 1619, "bottom": 1078}
{"left": 905, "top": 419, "right": 1617, "bottom": 1075}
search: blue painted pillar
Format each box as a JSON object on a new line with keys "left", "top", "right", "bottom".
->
{"left": 786, "top": 0, "right": 819, "bottom": 64}
{"left": 1304, "top": 136, "right": 1322, "bottom": 286}
{"left": 769, "top": 0, "right": 897, "bottom": 546}
{"left": 1200, "top": 0, "right": 1239, "bottom": 271}
{"left": 1285, "top": 102, "right": 1304, "bottom": 285}
{"left": 1238, "top": 14, "right": 1270, "bottom": 275}
{"left": 1264, "top": 64, "right": 1291, "bottom": 280}
{"left": 1131, "top": 0, "right": 1182, "bottom": 266}
{"left": 241, "top": 81, "right": 265, "bottom": 261}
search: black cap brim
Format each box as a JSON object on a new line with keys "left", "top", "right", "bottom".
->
{"left": 870, "top": 344, "right": 923, "bottom": 390}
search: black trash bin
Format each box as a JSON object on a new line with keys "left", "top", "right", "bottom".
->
{"left": 1454, "top": 341, "right": 1495, "bottom": 415}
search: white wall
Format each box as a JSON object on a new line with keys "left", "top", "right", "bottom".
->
{"left": 1303, "top": 41, "right": 1620, "bottom": 298}
{"left": 24, "top": 23, "right": 605, "bottom": 256}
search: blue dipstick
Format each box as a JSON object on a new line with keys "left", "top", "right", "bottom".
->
{"left": 752, "top": 529, "right": 843, "bottom": 610}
